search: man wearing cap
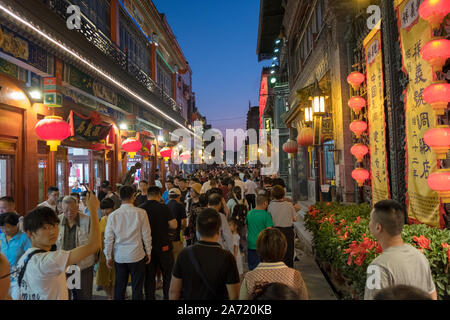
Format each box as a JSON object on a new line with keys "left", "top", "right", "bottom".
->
{"left": 167, "top": 188, "right": 187, "bottom": 261}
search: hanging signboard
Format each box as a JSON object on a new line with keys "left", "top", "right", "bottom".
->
{"left": 69, "top": 110, "right": 112, "bottom": 142}
{"left": 395, "top": 0, "right": 440, "bottom": 227}
{"left": 363, "top": 20, "right": 390, "bottom": 204}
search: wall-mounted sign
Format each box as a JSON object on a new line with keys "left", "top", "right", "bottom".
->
{"left": 0, "top": 24, "right": 48, "bottom": 72}
{"left": 69, "top": 110, "right": 112, "bottom": 142}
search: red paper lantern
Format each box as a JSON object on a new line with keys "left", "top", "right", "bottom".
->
{"left": 349, "top": 120, "right": 368, "bottom": 139}
{"left": 423, "top": 81, "right": 450, "bottom": 116}
{"left": 424, "top": 125, "right": 450, "bottom": 159}
{"left": 347, "top": 72, "right": 365, "bottom": 91}
{"left": 420, "top": 38, "right": 450, "bottom": 73}
{"left": 122, "top": 138, "right": 142, "bottom": 159}
{"left": 160, "top": 147, "right": 172, "bottom": 161}
{"left": 419, "top": 0, "right": 450, "bottom": 29}
{"left": 282, "top": 139, "right": 298, "bottom": 154}
{"left": 352, "top": 168, "right": 370, "bottom": 187}
{"left": 427, "top": 169, "right": 450, "bottom": 203}
{"left": 297, "top": 127, "right": 313, "bottom": 147}
{"left": 348, "top": 97, "right": 366, "bottom": 115}
{"left": 35, "top": 116, "right": 71, "bottom": 151}
{"left": 351, "top": 144, "right": 369, "bottom": 162}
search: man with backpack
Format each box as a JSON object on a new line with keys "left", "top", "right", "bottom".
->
{"left": 169, "top": 208, "right": 240, "bottom": 300}
{"left": 226, "top": 186, "right": 248, "bottom": 261}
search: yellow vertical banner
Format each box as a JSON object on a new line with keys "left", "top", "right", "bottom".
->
{"left": 395, "top": 0, "right": 440, "bottom": 227}
{"left": 364, "top": 21, "right": 390, "bottom": 204}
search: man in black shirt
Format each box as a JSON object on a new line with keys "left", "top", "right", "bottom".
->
{"left": 169, "top": 208, "right": 240, "bottom": 300}
{"left": 167, "top": 188, "right": 187, "bottom": 262}
{"left": 134, "top": 180, "right": 149, "bottom": 207}
{"left": 139, "top": 186, "right": 177, "bottom": 300}
{"left": 178, "top": 178, "right": 189, "bottom": 205}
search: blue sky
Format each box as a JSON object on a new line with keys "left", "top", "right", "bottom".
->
{"left": 153, "top": 0, "right": 267, "bottom": 137}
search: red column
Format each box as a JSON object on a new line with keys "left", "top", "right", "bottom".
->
{"left": 110, "top": 0, "right": 120, "bottom": 47}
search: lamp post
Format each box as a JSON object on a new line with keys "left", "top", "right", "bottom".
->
{"left": 311, "top": 82, "right": 326, "bottom": 202}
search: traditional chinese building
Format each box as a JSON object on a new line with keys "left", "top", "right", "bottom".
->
{"left": 257, "top": 0, "right": 449, "bottom": 229}
{"left": 0, "top": 0, "right": 199, "bottom": 213}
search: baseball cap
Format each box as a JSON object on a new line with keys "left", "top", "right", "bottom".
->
{"left": 169, "top": 188, "right": 181, "bottom": 196}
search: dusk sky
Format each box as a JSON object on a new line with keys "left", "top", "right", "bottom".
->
{"left": 153, "top": 0, "right": 267, "bottom": 142}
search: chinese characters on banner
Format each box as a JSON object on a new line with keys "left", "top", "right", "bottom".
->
{"left": 395, "top": 0, "right": 440, "bottom": 227}
{"left": 363, "top": 21, "right": 390, "bottom": 204}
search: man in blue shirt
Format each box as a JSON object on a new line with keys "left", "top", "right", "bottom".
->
{"left": 162, "top": 179, "right": 174, "bottom": 204}
{"left": 71, "top": 181, "right": 82, "bottom": 194}
{"left": 0, "top": 212, "right": 31, "bottom": 299}
{"left": 0, "top": 196, "right": 18, "bottom": 235}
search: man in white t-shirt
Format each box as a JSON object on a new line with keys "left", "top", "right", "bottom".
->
{"left": 37, "top": 186, "right": 60, "bottom": 213}
{"left": 16, "top": 191, "right": 100, "bottom": 300}
{"left": 243, "top": 174, "right": 257, "bottom": 210}
{"left": 364, "top": 200, "right": 437, "bottom": 300}
{"left": 233, "top": 173, "right": 245, "bottom": 200}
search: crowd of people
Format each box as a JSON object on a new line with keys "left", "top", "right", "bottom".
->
{"left": 0, "top": 166, "right": 439, "bottom": 300}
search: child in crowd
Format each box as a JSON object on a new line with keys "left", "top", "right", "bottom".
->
{"left": 228, "top": 219, "right": 244, "bottom": 280}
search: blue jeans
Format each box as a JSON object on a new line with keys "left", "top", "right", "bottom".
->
{"left": 247, "top": 249, "right": 260, "bottom": 271}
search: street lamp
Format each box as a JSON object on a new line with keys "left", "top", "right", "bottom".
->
{"left": 311, "top": 81, "right": 326, "bottom": 202}
{"left": 304, "top": 107, "right": 313, "bottom": 124}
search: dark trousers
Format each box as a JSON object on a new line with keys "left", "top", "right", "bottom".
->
{"left": 245, "top": 194, "right": 256, "bottom": 210}
{"left": 145, "top": 250, "right": 174, "bottom": 300}
{"left": 114, "top": 259, "right": 146, "bottom": 300}
{"left": 276, "top": 226, "right": 295, "bottom": 268}
{"left": 67, "top": 265, "right": 94, "bottom": 300}
{"left": 247, "top": 249, "right": 260, "bottom": 271}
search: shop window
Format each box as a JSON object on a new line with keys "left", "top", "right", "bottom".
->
{"left": 68, "top": 148, "right": 89, "bottom": 189}
{"left": 157, "top": 54, "right": 173, "bottom": 96}
{"left": 119, "top": 14, "right": 150, "bottom": 74}
{"left": 72, "top": 0, "right": 111, "bottom": 36}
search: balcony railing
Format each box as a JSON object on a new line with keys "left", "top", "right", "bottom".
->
{"left": 41, "top": 0, "right": 182, "bottom": 114}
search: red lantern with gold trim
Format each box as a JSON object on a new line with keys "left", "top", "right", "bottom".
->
{"left": 282, "top": 139, "right": 298, "bottom": 154}
{"left": 348, "top": 97, "right": 366, "bottom": 115}
{"left": 350, "top": 120, "right": 368, "bottom": 139}
{"left": 419, "top": 0, "right": 450, "bottom": 29}
{"left": 122, "top": 138, "right": 142, "bottom": 159}
{"left": 160, "top": 147, "right": 172, "bottom": 161}
{"left": 424, "top": 125, "right": 450, "bottom": 159}
{"left": 423, "top": 81, "right": 450, "bottom": 116}
{"left": 297, "top": 127, "right": 313, "bottom": 147}
{"left": 352, "top": 168, "right": 370, "bottom": 187}
{"left": 427, "top": 169, "right": 450, "bottom": 203}
{"left": 347, "top": 72, "right": 365, "bottom": 91}
{"left": 35, "top": 116, "right": 71, "bottom": 151}
{"left": 351, "top": 144, "right": 369, "bottom": 162}
{"left": 420, "top": 38, "right": 450, "bottom": 73}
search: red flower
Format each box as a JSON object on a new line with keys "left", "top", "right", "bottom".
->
{"left": 413, "top": 235, "right": 431, "bottom": 250}
{"left": 354, "top": 216, "right": 361, "bottom": 224}
{"left": 442, "top": 243, "right": 450, "bottom": 273}
{"left": 339, "top": 231, "right": 349, "bottom": 240}
{"left": 354, "top": 254, "right": 366, "bottom": 266}
{"left": 326, "top": 202, "right": 331, "bottom": 206}
{"left": 361, "top": 237, "right": 375, "bottom": 250}
{"left": 375, "top": 242, "right": 383, "bottom": 254}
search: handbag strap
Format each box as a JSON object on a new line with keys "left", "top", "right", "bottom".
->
{"left": 186, "top": 246, "right": 217, "bottom": 298}
{"left": 18, "top": 249, "right": 46, "bottom": 287}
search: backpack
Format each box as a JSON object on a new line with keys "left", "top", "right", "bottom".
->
{"left": 231, "top": 199, "right": 247, "bottom": 231}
